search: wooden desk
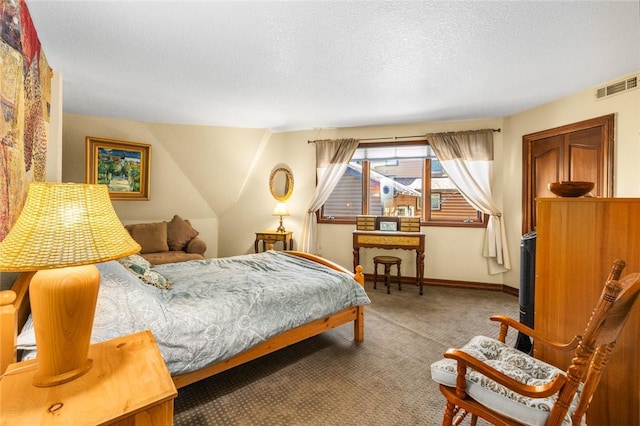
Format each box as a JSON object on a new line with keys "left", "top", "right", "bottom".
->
{"left": 0, "top": 330, "right": 177, "bottom": 425}
{"left": 353, "top": 230, "right": 425, "bottom": 295}
{"left": 255, "top": 230, "right": 293, "bottom": 252}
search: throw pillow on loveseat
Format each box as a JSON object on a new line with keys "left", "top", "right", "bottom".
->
{"left": 124, "top": 215, "right": 206, "bottom": 265}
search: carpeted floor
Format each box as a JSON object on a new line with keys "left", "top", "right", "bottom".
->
{"left": 173, "top": 281, "right": 519, "bottom": 425}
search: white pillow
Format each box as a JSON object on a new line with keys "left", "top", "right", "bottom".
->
{"left": 16, "top": 315, "right": 36, "bottom": 350}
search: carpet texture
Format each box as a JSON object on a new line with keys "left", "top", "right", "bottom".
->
{"left": 174, "top": 281, "right": 519, "bottom": 425}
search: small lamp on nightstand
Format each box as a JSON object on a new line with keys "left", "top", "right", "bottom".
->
{"left": 272, "top": 202, "right": 290, "bottom": 233}
{"left": 0, "top": 183, "right": 141, "bottom": 387}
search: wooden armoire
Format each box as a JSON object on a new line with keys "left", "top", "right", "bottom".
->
{"left": 535, "top": 197, "right": 640, "bottom": 425}
{"left": 522, "top": 114, "right": 614, "bottom": 233}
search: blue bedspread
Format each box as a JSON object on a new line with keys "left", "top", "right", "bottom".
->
{"left": 19, "top": 251, "right": 370, "bottom": 375}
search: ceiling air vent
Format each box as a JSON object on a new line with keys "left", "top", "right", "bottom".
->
{"left": 596, "top": 75, "right": 638, "bottom": 99}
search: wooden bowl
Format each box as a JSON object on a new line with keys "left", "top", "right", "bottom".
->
{"left": 548, "top": 181, "right": 594, "bottom": 197}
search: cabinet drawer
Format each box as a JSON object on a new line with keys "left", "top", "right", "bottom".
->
{"left": 399, "top": 217, "right": 420, "bottom": 232}
{"left": 356, "top": 215, "right": 376, "bottom": 230}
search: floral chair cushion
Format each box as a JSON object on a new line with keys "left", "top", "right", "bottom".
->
{"left": 430, "top": 335, "right": 585, "bottom": 426}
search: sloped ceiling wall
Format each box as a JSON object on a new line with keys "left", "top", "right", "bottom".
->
{"left": 61, "top": 113, "right": 271, "bottom": 258}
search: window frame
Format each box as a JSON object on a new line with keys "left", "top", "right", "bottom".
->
{"left": 317, "top": 140, "right": 488, "bottom": 228}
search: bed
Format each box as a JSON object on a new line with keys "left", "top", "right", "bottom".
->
{"left": 0, "top": 250, "right": 369, "bottom": 389}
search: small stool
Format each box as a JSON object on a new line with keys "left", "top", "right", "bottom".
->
{"left": 373, "top": 256, "right": 402, "bottom": 294}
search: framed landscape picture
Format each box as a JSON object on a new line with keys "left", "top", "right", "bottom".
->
{"left": 85, "top": 137, "right": 151, "bottom": 200}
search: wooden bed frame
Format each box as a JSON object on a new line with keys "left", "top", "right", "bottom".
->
{"left": 0, "top": 251, "right": 366, "bottom": 389}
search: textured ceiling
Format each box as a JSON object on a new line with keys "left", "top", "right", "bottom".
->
{"left": 25, "top": 1, "right": 640, "bottom": 132}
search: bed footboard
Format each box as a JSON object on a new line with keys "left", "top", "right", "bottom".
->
{"left": 285, "top": 251, "right": 365, "bottom": 287}
{"left": 173, "top": 304, "right": 364, "bottom": 389}
{"left": 172, "top": 252, "right": 366, "bottom": 389}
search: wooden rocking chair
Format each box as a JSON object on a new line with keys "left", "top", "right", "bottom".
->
{"left": 430, "top": 259, "right": 640, "bottom": 425}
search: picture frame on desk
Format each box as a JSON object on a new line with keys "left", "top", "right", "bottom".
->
{"left": 379, "top": 221, "right": 398, "bottom": 231}
{"left": 375, "top": 216, "right": 400, "bottom": 231}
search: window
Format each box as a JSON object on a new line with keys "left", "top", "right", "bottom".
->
{"left": 319, "top": 141, "right": 485, "bottom": 227}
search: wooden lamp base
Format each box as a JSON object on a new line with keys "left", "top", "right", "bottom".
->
{"left": 29, "top": 264, "right": 100, "bottom": 387}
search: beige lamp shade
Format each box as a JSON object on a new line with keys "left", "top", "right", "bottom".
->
{"left": 0, "top": 183, "right": 140, "bottom": 271}
{"left": 272, "top": 202, "right": 290, "bottom": 233}
{"left": 272, "top": 202, "right": 290, "bottom": 217}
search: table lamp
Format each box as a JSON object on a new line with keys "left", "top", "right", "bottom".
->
{"left": 0, "top": 183, "right": 141, "bottom": 387}
{"left": 272, "top": 202, "right": 290, "bottom": 233}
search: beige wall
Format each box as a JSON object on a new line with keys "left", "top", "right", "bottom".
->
{"left": 501, "top": 72, "right": 640, "bottom": 287}
{"left": 61, "top": 115, "right": 507, "bottom": 285}
{"left": 61, "top": 115, "right": 275, "bottom": 259}
{"left": 45, "top": 71, "right": 64, "bottom": 182}
{"left": 56, "top": 71, "right": 639, "bottom": 289}
{"left": 276, "top": 119, "right": 507, "bottom": 286}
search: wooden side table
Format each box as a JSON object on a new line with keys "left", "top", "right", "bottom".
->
{"left": 255, "top": 230, "right": 293, "bottom": 252}
{"left": 0, "top": 330, "right": 177, "bottom": 425}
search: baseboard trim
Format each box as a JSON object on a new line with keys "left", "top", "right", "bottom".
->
{"left": 365, "top": 274, "right": 519, "bottom": 297}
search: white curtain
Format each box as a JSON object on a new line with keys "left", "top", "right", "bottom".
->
{"left": 299, "top": 139, "right": 359, "bottom": 253}
{"left": 427, "top": 130, "right": 511, "bottom": 274}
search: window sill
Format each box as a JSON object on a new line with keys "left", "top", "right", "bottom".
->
{"left": 317, "top": 218, "right": 487, "bottom": 228}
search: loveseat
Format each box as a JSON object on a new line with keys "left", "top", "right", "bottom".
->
{"left": 124, "top": 215, "right": 207, "bottom": 265}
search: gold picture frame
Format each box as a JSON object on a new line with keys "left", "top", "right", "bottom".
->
{"left": 85, "top": 136, "right": 151, "bottom": 201}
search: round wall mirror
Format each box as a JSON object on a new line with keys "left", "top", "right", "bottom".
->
{"left": 269, "top": 167, "right": 294, "bottom": 201}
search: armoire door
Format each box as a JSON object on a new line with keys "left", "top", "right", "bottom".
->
{"left": 522, "top": 114, "right": 614, "bottom": 233}
{"left": 535, "top": 198, "right": 640, "bottom": 426}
